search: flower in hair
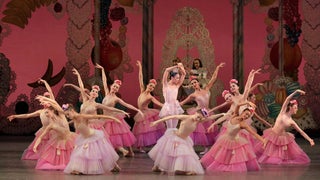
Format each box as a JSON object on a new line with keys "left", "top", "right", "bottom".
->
{"left": 290, "top": 99, "right": 298, "bottom": 105}
{"left": 229, "top": 79, "right": 238, "bottom": 84}
{"left": 43, "top": 92, "right": 50, "bottom": 97}
{"left": 92, "top": 85, "right": 100, "bottom": 91}
{"left": 189, "top": 75, "right": 198, "bottom": 82}
{"left": 62, "top": 104, "right": 69, "bottom": 111}
{"left": 149, "top": 79, "right": 157, "bottom": 85}
{"left": 221, "top": 90, "right": 231, "bottom": 98}
{"left": 247, "top": 106, "right": 255, "bottom": 113}
{"left": 200, "top": 108, "right": 209, "bottom": 117}
{"left": 114, "top": 80, "right": 122, "bottom": 86}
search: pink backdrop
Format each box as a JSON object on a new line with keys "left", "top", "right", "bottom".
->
{"left": 0, "top": 0, "right": 306, "bottom": 109}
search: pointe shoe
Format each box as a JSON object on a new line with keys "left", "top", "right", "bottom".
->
{"left": 71, "top": 170, "right": 83, "bottom": 175}
{"left": 111, "top": 165, "right": 121, "bottom": 173}
{"left": 152, "top": 166, "right": 161, "bottom": 172}
{"left": 199, "top": 148, "right": 208, "bottom": 155}
{"left": 139, "top": 148, "right": 146, "bottom": 153}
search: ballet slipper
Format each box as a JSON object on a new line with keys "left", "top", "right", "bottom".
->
{"left": 111, "top": 165, "right": 121, "bottom": 173}
{"left": 152, "top": 166, "right": 161, "bottom": 172}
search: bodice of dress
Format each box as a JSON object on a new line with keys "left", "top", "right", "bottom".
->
{"left": 194, "top": 91, "right": 210, "bottom": 108}
{"left": 226, "top": 121, "right": 241, "bottom": 140}
{"left": 39, "top": 110, "right": 51, "bottom": 127}
{"left": 80, "top": 101, "right": 97, "bottom": 115}
{"left": 163, "top": 85, "right": 178, "bottom": 103}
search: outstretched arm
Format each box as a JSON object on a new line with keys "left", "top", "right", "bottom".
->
{"left": 208, "top": 101, "right": 231, "bottom": 114}
{"left": 207, "top": 113, "right": 232, "bottom": 132}
{"left": 203, "top": 113, "right": 225, "bottom": 122}
{"left": 291, "top": 121, "right": 315, "bottom": 146}
{"left": 96, "top": 64, "right": 110, "bottom": 96}
{"left": 204, "top": 62, "right": 225, "bottom": 91}
{"left": 240, "top": 121, "right": 267, "bottom": 148}
{"left": 150, "top": 114, "right": 190, "bottom": 127}
{"left": 7, "top": 110, "right": 42, "bottom": 121}
{"left": 253, "top": 112, "right": 272, "bottom": 127}
{"left": 96, "top": 103, "right": 130, "bottom": 117}
{"left": 180, "top": 94, "right": 194, "bottom": 106}
{"left": 117, "top": 98, "right": 144, "bottom": 117}
{"left": 151, "top": 96, "right": 163, "bottom": 108}
{"left": 63, "top": 83, "right": 90, "bottom": 101}
{"left": 79, "top": 114, "right": 121, "bottom": 124}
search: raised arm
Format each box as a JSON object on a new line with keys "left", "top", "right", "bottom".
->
{"left": 63, "top": 83, "right": 90, "bottom": 101}
{"left": 203, "top": 113, "right": 225, "bottom": 122}
{"left": 204, "top": 62, "right": 225, "bottom": 91}
{"left": 176, "top": 63, "right": 186, "bottom": 87}
{"left": 38, "top": 79, "right": 55, "bottom": 100}
{"left": 279, "top": 89, "right": 305, "bottom": 114}
{"left": 72, "top": 68, "right": 87, "bottom": 101}
{"left": 95, "top": 64, "right": 110, "bottom": 96}
{"left": 243, "top": 69, "right": 261, "bottom": 101}
{"left": 136, "top": 61, "right": 145, "bottom": 93}
{"left": 249, "top": 83, "right": 263, "bottom": 93}
{"left": 162, "top": 65, "right": 177, "bottom": 86}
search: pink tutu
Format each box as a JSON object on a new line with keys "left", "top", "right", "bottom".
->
{"left": 88, "top": 119, "right": 110, "bottom": 139}
{"left": 201, "top": 134, "right": 260, "bottom": 172}
{"left": 148, "top": 129, "right": 204, "bottom": 174}
{"left": 36, "top": 132, "right": 77, "bottom": 170}
{"left": 22, "top": 128, "right": 50, "bottom": 160}
{"left": 64, "top": 129, "right": 119, "bottom": 174}
{"left": 254, "top": 128, "right": 310, "bottom": 165}
{"left": 132, "top": 109, "right": 165, "bottom": 147}
{"left": 104, "top": 114, "right": 136, "bottom": 148}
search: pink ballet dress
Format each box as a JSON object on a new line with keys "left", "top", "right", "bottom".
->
{"left": 132, "top": 108, "right": 165, "bottom": 148}
{"left": 148, "top": 128, "right": 204, "bottom": 174}
{"left": 35, "top": 130, "right": 77, "bottom": 170}
{"left": 186, "top": 107, "right": 209, "bottom": 146}
{"left": 64, "top": 129, "right": 119, "bottom": 174}
{"left": 159, "top": 86, "right": 184, "bottom": 129}
{"left": 22, "top": 127, "right": 50, "bottom": 160}
{"left": 104, "top": 113, "right": 136, "bottom": 148}
{"left": 254, "top": 128, "right": 310, "bottom": 165}
{"left": 200, "top": 121, "right": 260, "bottom": 172}
{"left": 22, "top": 111, "right": 51, "bottom": 160}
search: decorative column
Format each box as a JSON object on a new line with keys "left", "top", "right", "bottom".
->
{"left": 142, "top": 0, "right": 154, "bottom": 85}
{"left": 232, "top": 0, "right": 244, "bottom": 90}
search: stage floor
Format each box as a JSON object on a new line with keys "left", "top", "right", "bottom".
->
{"left": 0, "top": 136, "right": 319, "bottom": 180}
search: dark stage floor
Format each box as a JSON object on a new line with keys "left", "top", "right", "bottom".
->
{"left": 0, "top": 136, "right": 319, "bottom": 180}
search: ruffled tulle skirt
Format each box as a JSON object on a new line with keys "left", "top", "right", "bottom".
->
{"left": 201, "top": 135, "right": 260, "bottom": 172}
{"left": 132, "top": 109, "right": 165, "bottom": 147}
{"left": 35, "top": 132, "right": 77, "bottom": 170}
{"left": 104, "top": 114, "right": 136, "bottom": 148}
{"left": 64, "top": 130, "right": 119, "bottom": 174}
{"left": 148, "top": 128, "right": 204, "bottom": 174}
{"left": 159, "top": 101, "right": 184, "bottom": 129}
{"left": 22, "top": 127, "right": 50, "bottom": 160}
{"left": 254, "top": 128, "right": 310, "bottom": 165}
